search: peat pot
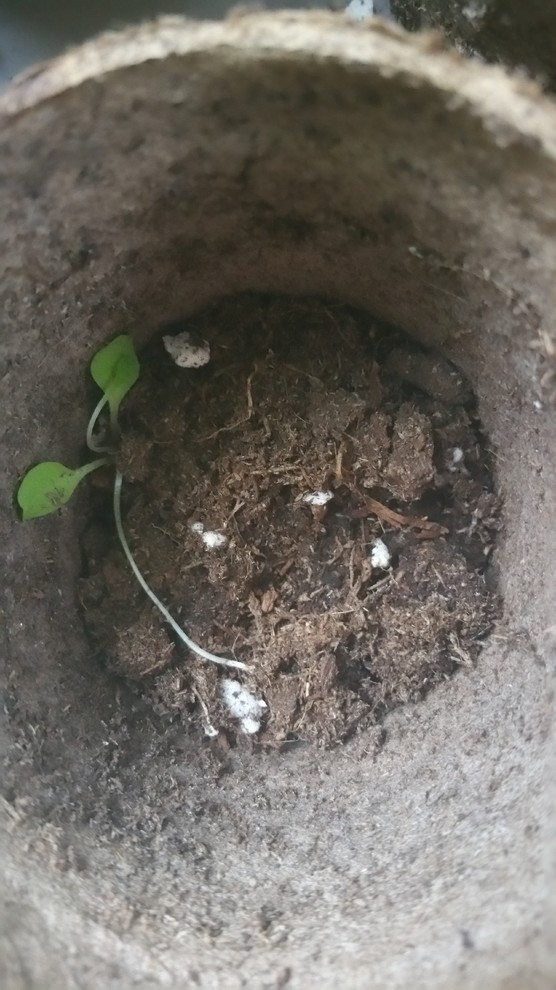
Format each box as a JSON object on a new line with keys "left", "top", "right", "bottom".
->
{"left": 1, "top": 12, "right": 555, "bottom": 990}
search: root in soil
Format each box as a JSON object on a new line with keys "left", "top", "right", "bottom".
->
{"left": 79, "top": 295, "right": 501, "bottom": 748}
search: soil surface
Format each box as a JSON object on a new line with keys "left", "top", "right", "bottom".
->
{"left": 80, "top": 295, "right": 500, "bottom": 747}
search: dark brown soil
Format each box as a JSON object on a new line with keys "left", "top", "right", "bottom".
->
{"left": 79, "top": 295, "right": 500, "bottom": 748}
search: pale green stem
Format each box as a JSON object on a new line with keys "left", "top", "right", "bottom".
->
{"left": 113, "top": 471, "right": 247, "bottom": 671}
{"left": 86, "top": 395, "right": 111, "bottom": 453}
{"left": 78, "top": 457, "right": 110, "bottom": 480}
{"left": 109, "top": 402, "right": 121, "bottom": 437}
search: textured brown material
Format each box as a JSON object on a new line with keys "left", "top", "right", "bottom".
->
{"left": 0, "top": 12, "right": 555, "bottom": 990}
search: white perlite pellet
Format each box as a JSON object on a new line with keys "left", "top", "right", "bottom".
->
{"left": 163, "top": 330, "right": 211, "bottom": 368}
{"left": 371, "top": 538, "right": 391, "bottom": 569}
{"left": 190, "top": 521, "right": 228, "bottom": 550}
{"left": 201, "top": 531, "right": 228, "bottom": 550}
{"left": 220, "top": 679, "right": 267, "bottom": 735}
{"left": 303, "top": 491, "right": 334, "bottom": 507}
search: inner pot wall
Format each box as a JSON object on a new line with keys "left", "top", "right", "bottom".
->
{"left": 1, "top": 13, "right": 555, "bottom": 990}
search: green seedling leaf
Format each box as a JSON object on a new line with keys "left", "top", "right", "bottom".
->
{"left": 17, "top": 459, "right": 107, "bottom": 520}
{"left": 90, "top": 335, "right": 139, "bottom": 424}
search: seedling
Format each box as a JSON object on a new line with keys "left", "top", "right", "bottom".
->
{"left": 16, "top": 336, "right": 245, "bottom": 672}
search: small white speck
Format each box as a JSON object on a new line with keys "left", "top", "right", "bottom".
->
{"left": 345, "top": 0, "right": 374, "bottom": 22}
{"left": 533, "top": 399, "right": 543, "bottom": 412}
{"left": 163, "top": 331, "right": 211, "bottom": 368}
{"left": 220, "top": 679, "right": 267, "bottom": 735}
{"left": 452, "top": 447, "right": 464, "bottom": 464}
{"left": 462, "top": 1, "right": 487, "bottom": 24}
{"left": 303, "top": 490, "right": 334, "bottom": 507}
{"left": 204, "top": 724, "right": 219, "bottom": 738}
{"left": 191, "top": 522, "right": 228, "bottom": 549}
{"left": 371, "top": 538, "right": 391, "bottom": 569}
{"left": 201, "top": 530, "right": 228, "bottom": 550}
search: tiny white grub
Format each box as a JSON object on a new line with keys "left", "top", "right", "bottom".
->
{"left": 303, "top": 490, "right": 334, "bottom": 507}
{"left": 371, "top": 538, "right": 391, "bottom": 569}
{"left": 163, "top": 330, "right": 211, "bottom": 368}
{"left": 220, "top": 678, "right": 267, "bottom": 735}
{"left": 204, "top": 723, "right": 219, "bottom": 738}
{"left": 345, "top": 0, "right": 374, "bottom": 22}
{"left": 190, "top": 521, "right": 205, "bottom": 535}
{"left": 452, "top": 447, "right": 464, "bottom": 465}
{"left": 201, "top": 531, "right": 228, "bottom": 550}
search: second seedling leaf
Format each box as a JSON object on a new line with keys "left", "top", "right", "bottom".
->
{"left": 90, "top": 335, "right": 140, "bottom": 422}
{"left": 17, "top": 460, "right": 107, "bottom": 519}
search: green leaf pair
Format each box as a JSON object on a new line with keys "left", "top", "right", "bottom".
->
{"left": 17, "top": 335, "right": 139, "bottom": 520}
